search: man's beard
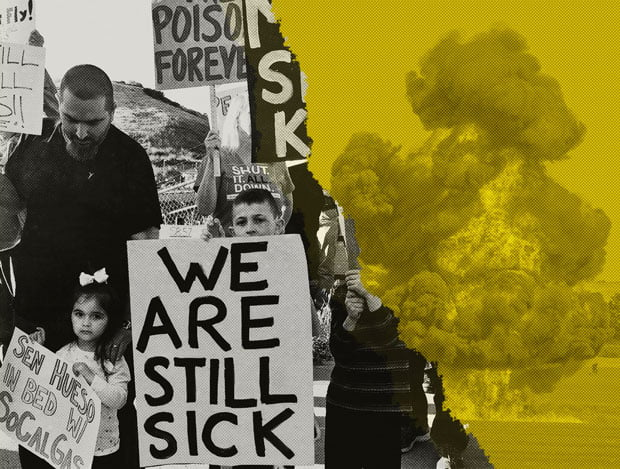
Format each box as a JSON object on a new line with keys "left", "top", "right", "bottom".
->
{"left": 63, "top": 125, "right": 109, "bottom": 162}
{"left": 65, "top": 140, "right": 101, "bottom": 161}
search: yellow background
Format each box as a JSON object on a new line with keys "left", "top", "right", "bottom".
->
{"left": 273, "top": 0, "right": 620, "bottom": 282}
{"left": 273, "top": 1, "right": 620, "bottom": 466}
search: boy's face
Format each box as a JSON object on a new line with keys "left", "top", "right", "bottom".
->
{"left": 231, "top": 202, "right": 284, "bottom": 237}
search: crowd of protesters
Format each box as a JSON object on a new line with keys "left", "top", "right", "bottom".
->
{"left": 0, "top": 33, "right": 464, "bottom": 469}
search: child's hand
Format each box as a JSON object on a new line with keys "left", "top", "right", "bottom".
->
{"left": 28, "top": 30, "right": 44, "bottom": 47}
{"left": 73, "top": 362, "right": 96, "bottom": 385}
{"left": 28, "top": 327, "right": 45, "bottom": 345}
{"left": 72, "top": 362, "right": 89, "bottom": 376}
{"left": 201, "top": 216, "right": 225, "bottom": 241}
{"left": 345, "top": 290, "right": 364, "bottom": 320}
{"left": 314, "top": 415, "right": 321, "bottom": 441}
{"left": 204, "top": 131, "right": 221, "bottom": 150}
{"left": 345, "top": 270, "right": 369, "bottom": 299}
{"left": 346, "top": 269, "right": 383, "bottom": 312}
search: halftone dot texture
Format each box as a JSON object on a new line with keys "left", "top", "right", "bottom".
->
{"left": 328, "top": 27, "right": 614, "bottom": 469}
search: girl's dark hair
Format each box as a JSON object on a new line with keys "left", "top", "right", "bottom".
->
{"left": 71, "top": 282, "right": 122, "bottom": 373}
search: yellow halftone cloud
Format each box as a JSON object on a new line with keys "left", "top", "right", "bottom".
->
{"left": 273, "top": 1, "right": 620, "bottom": 466}
{"left": 328, "top": 26, "right": 613, "bottom": 466}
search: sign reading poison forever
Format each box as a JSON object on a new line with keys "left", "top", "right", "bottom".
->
{"left": 151, "top": 0, "right": 246, "bottom": 90}
{"left": 127, "top": 235, "right": 314, "bottom": 467}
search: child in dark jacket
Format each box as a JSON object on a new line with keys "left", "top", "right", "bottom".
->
{"left": 326, "top": 269, "right": 420, "bottom": 468}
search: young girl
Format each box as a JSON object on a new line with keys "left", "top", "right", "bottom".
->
{"left": 21, "top": 271, "right": 131, "bottom": 469}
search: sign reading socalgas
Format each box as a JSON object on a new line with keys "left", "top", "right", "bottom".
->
{"left": 127, "top": 236, "right": 314, "bottom": 467}
{"left": 0, "top": 42, "right": 45, "bottom": 135}
{"left": 0, "top": 329, "right": 101, "bottom": 469}
{"left": 151, "top": 0, "right": 246, "bottom": 90}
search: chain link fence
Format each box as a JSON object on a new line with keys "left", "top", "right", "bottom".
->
{"left": 158, "top": 179, "right": 204, "bottom": 225}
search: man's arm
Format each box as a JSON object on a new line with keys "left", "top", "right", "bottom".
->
{"left": 107, "top": 142, "right": 161, "bottom": 364}
{"left": 29, "top": 30, "right": 59, "bottom": 120}
{"left": 108, "top": 227, "right": 157, "bottom": 364}
{"left": 196, "top": 147, "right": 220, "bottom": 217}
{"left": 123, "top": 137, "right": 163, "bottom": 238}
{"left": 109, "top": 222, "right": 159, "bottom": 363}
{"left": 130, "top": 226, "right": 159, "bottom": 240}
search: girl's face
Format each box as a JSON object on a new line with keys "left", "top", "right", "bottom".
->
{"left": 71, "top": 295, "right": 109, "bottom": 351}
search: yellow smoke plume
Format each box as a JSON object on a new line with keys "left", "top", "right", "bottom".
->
{"left": 406, "top": 28, "right": 585, "bottom": 161}
{"left": 331, "top": 28, "right": 613, "bottom": 419}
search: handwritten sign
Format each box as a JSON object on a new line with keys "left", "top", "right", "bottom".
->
{"left": 0, "top": 329, "right": 101, "bottom": 469}
{"left": 152, "top": 0, "right": 246, "bottom": 90}
{"left": 214, "top": 83, "right": 248, "bottom": 135}
{"left": 160, "top": 224, "right": 201, "bottom": 239}
{"left": 0, "top": 42, "right": 45, "bottom": 135}
{"left": 244, "top": 0, "right": 310, "bottom": 162}
{"left": 0, "top": 0, "right": 35, "bottom": 43}
{"left": 128, "top": 236, "right": 314, "bottom": 467}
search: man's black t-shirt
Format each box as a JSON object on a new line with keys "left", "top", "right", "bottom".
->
{"left": 6, "top": 121, "right": 162, "bottom": 349}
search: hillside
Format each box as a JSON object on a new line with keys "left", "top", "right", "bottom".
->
{"left": 0, "top": 82, "right": 210, "bottom": 164}
{"left": 112, "top": 81, "right": 210, "bottom": 160}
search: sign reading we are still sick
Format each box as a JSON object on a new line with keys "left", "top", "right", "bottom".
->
{"left": 128, "top": 235, "right": 314, "bottom": 467}
{"left": 0, "top": 42, "right": 45, "bottom": 135}
{"left": 0, "top": 329, "right": 101, "bottom": 469}
{"left": 152, "top": 0, "right": 246, "bottom": 90}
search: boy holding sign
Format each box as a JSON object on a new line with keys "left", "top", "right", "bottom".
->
{"left": 204, "top": 188, "right": 284, "bottom": 239}
{"left": 203, "top": 188, "right": 319, "bottom": 336}
{"left": 202, "top": 188, "right": 319, "bottom": 469}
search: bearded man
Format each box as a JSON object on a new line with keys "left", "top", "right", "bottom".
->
{"left": 6, "top": 64, "right": 161, "bottom": 352}
{"left": 5, "top": 64, "right": 161, "bottom": 468}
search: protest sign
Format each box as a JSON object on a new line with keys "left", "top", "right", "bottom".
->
{"left": 243, "top": 0, "right": 310, "bottom": 162}
{"left": 0, "top": 329, "right": 101, "bottom": 469}
{"left": 152, "top": 0, "right": 246, "bottom": 90}
{"left": 0, "top": 42, "right": 45, "bottom": 135}
{"left": 160, "top": 224, "right": 201, "bottom": 239}
{"left": 214, "top": 82, "right": 248, "bottom": 135}
{"left": 0, "top": 0, "right": 35, "bottom": 44}
{"left": 128, "top": 236, "right": 314, "bottom": 467}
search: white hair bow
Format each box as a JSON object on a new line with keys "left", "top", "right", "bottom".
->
{"left": 79, "top": 268, "right": 109, "bottom": 286}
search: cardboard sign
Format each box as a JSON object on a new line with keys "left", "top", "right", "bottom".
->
{"left": 160, "top": 224, "right": 201, "bottom": 239}
{"left": 128, "top": 236, "right": 314, "bottom": 467}
{"left": 152, "top": 0, "right": 246, "bottom": 90}
{"left": 0, "top": 42, "right": 45, "bottom": 135}
{"left": 0, "top": 0, "right": 35, "bottom": 44}
{"left": 244, "top": 0, "right": 310, "bottom": 162}
{"left": 214, "top": 82, "right": 248, "bottom": 135}
{"left": 0, "top": 329, "right": 101, "bottom": 469}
